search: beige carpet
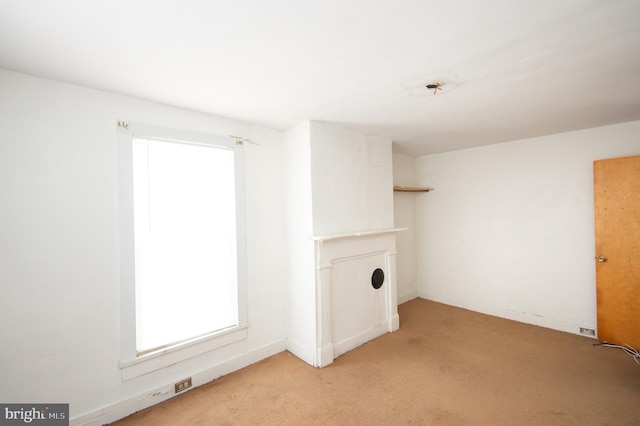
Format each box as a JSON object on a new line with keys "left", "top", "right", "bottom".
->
{"left": 113, "top": 299, "right": 640, "bottom": 425}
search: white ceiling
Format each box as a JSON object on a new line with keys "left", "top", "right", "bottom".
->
{"left": 1, "top": 0, "right": 639, "bottom": 156}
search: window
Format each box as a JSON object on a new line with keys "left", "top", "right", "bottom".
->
{"left": 117, "top": 123, "right": 247, "bottom": 379}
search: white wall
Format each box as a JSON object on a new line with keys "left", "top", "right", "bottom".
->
{"left": 392, "top": 154, "right": 419, "bottom": 303}
{"left": 282, "top": 122, "right": 317, "bottom": 364}
{"left": 282, "top": 121, "right": 396, "bottom": 366}
{"left": 0, "top": 70, "right": 287, "bottom": 425}
{"left": 415, "top": 121, "right": 640, "bottom": 334}
{"left": 310, "top": 122, "right": 394, "bottom": 235}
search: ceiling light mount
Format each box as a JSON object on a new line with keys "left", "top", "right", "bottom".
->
{"left": 405, "top": 72, "right": 464, "bottom": 97}
{"left": 425, "top": 82, "right": 443, "bottom": 95}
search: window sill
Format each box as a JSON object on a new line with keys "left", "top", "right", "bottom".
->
{"left": 119, "top": 324, "right": 248, "bottom": 381}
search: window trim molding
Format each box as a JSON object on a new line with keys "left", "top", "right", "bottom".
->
{"left": 117, "top": 122, "right": 248, "bottom": 380}
{"left": 119, "top": 325, "right": 249, "bottom": 381}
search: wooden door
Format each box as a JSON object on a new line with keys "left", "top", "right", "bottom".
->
{"left": 594, "top": 155, "right": 640, "bottom": 348}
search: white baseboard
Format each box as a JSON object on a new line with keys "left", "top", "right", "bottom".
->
{"left": 389, "top": 313, "right": 400, "bottom": 332}
{"left": 332, "top": 323, "right": 389, "bottom": 359}
{"left": 285, "top": 337, "right": 315, "bottom": 366}
{"left": 72, "top": 340, "right": 287, "bottom": 426}
{"left": 316, "top": 343, "right": 334, "bottom": 368}
{"left": 397, "top": 289, "right": 419, "bottom": 305}
{"left": 418, "top": 291, "right": 584, "bottom": 336}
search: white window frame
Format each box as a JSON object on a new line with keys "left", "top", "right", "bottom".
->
{"left": 117, "top": 122, "right": 248, "bottom": 380}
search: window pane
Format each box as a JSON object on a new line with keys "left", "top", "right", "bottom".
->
{"left": 132, "top": 137, "right": 238, "bottom": 354}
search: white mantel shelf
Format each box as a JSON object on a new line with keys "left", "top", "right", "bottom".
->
{"left": 311, "top": 227, "right": 407, "bottom": 242}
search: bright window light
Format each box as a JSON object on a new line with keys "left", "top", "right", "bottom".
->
{"left": 132, "top": 137, "right": 238, "bottom": 354}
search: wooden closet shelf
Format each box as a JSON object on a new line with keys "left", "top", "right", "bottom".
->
{"left": 393, "top": 185, "right": 434, "bottom": 192}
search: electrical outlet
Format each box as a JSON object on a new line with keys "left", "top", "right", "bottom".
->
{"left": 174, "top": 377, "right": 192, "bottom": 393}
{"left": 579, "top": 327, "right": 596, "bottom": 337}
